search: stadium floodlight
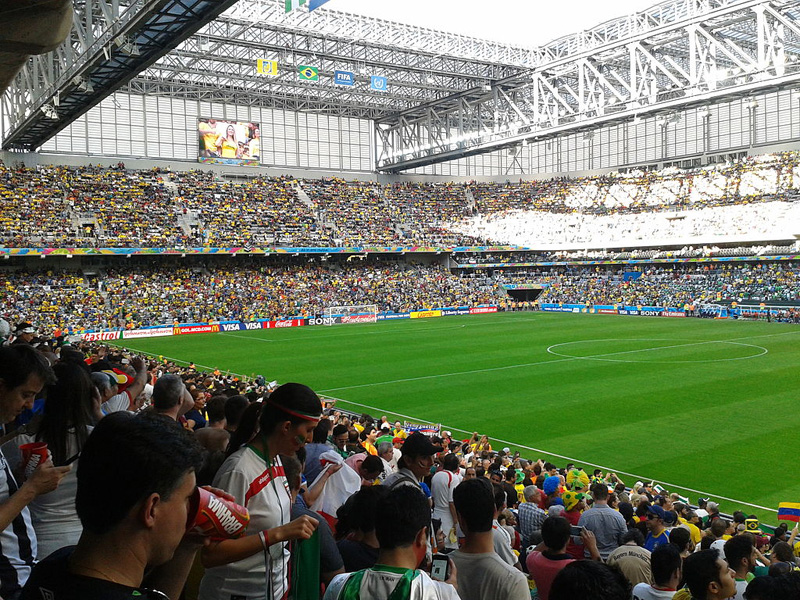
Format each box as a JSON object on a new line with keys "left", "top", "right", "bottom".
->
{"left": 71, "top": 76, "right": 93, "bottom": 93}
{"left": 39, "top": 104, "right": 58, "bottom": 120}
{"left": 115, "top": 36, "right": 140, "bottom": 57}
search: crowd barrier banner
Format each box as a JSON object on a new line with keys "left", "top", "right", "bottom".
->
{"left": 81, "top": 331, "right": 121, "bottom": 342}
{"left": 305, "top": 316, "right": 341, "bottom": 326}
{"left": 377, "top": 312, "right": 411, "bottom": 321}
{"left": 441, "top": 307, "right": 471, "bottom": 316}
{"left": 123, "top": 327, "right": 174, "bottom": 339}
{"left": 94, "top": 303, "right": 500, "bottom": 343}
{"left": 541, "top": 305, "right": 579, "bottom": 313}
{"left": 410, "top": 310, "right": 442, "bottom": 319}
{"left": 541, "top": 304, "right": 691, "bottom": 319}
{"left": 340, "top": 315, "right": 376, "bottom": 325}
{"left": 264, "top": 319, "right": 306, "bottom": 329}
{"left": 175, "top": 324, "right": 221, "bottom": 335}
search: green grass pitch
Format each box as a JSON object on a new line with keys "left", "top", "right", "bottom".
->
{"left": 118, "top": 312, "right": 800, "bottom": 523}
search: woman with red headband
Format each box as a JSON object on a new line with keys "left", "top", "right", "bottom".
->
{"left": 198, "top": 383, "right": 323, "bottom": 600}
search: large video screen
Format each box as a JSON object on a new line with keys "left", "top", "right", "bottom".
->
{"left": 197, "top": 118, "right": 260, "bottom": 166}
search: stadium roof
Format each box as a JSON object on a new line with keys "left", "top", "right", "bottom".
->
{"left": 3, "top": 0, "right": 800, "bottom": 173}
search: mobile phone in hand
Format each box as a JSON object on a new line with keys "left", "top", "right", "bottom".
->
{"left": 430, "top": 554, "right": 450, "bottom": 582}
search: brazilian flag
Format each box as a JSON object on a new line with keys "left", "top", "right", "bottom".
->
{"left": 297, "top": 65, "right": 319, "bottom": 81}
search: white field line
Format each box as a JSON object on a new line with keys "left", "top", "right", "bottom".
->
{"left": 319, "top": 335, "right": 776, "bottom": 393}
{"left": 120, "top": 325, "right": 800, "bottom": 512}
{"left": 328, "top": 394, "right": 778, "bottom": 513}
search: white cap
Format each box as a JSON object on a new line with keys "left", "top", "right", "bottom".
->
{"left": 503, "top": 447, "right": 511, "bottom": 453}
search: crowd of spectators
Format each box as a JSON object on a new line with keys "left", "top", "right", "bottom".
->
{"left": 1, "top": 258, "right": 497, "bottom": 333}
{"left": 3, "top": 339, "right": 799, "bottom": 600}
{"left": 5, "top": 259, "right": 800, "bottom": 335}
{"left": 2, "top": 150, "right": 800, "bottom": 249}
{"left": 514, "top": 263, "right": 800, "bottom": 309}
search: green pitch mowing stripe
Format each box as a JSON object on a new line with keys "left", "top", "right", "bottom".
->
{"left": 118, "top": 313, "right": 800, "bottom": 522}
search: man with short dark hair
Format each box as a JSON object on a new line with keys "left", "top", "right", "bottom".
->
{"left": 724, "top": 534, "right": 756, "bottom": 600}
{"left": 304, "top": 418, "right": 334, "bottom": 483}
{"left": 223, "top": 394, "right": 249, "bottom": 436}
{"left": 323, "top": 485, "right": 460, "bottom": 599}
{"left": 682, "top": 549, "right": 737, "bottom": 600}
{"left": 193, "top": 395, "right": 229, "bottom": 453}
{"left": 22, "top": 412, "right": 207, "bottom": 600}
{"left": 606, "top": 529, "right": 652, "bottom": 588}
{"left": 0, "top": 345, "right": 70, "bottom": 599}
{"left": 549, "top": 560, "right": 631, "bottom": 600}
{"left": 330, "top": 424, "right": 351, "bottom": 460}
{"left": 345, "top": 453, "right": 384, "bottom": 486}
{"left": 527, "top": 516, "right": 599, "bottom": 600}
{"left": 632, "top": 543, "right": 682, "bottom": 599}
{"left": 449, "top": 478, "right": 528, "bottom": 600}
{"left": 578, "top": 482, "right": 627, "bottom": 560}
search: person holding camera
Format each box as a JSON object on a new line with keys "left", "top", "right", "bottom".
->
{"left": 526, "top": 516, "right": 600, "bottom": 600}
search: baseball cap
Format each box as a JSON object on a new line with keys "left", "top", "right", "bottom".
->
{"left": 15, "top": 322, "right": 35, "bottom": 334}
{"left": 502, "top": 447, "right": 511, "bottom": 453}
{"left": 102, "top": 369, "right": 133, "bottom": 392}
{"left": 707, "top": 501, "right": 720, "bottom": 512}
{"left": 401, "top": 432, "right": 442, "bottom": 457}
{"left": 647, "top": 504, "right": 667, "bottom": 520}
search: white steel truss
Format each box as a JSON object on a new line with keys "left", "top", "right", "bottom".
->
{"left": 133, "top": 11, "right": 529, "bottom": 120}
{"left": 376, "top": 0, "right": 800, "bottom": 172}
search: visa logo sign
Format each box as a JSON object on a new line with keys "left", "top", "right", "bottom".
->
{"left": 244, "top": 322, "right": 263, "bottom": 330}
{"left": 221, "top": 323, "right": 241, "bottom": 332}
{"left": 334, "top": 70, "right": 354, "bottom": 86}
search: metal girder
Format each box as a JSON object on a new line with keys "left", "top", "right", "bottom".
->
{"left": 130, "top": 12, "right": 529, "bottom": 120}
{"left": 219, "top": 0, "right": 544, "bottom": 68}
{"left": 377, "top": 0, "right": 800, "bottom": 172}
{"left": 2, "top": 0, "right": 242, "bottom": 150}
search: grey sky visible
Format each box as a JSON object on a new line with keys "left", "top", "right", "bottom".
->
{"left": 325, "top": 0, "right": 664, "bottom": 47}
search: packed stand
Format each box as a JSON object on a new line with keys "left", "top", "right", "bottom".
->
{"left": 2, "top": 337, "right": 796, "bottom": 600}
{"left": 1, "top": 258, "right": 497, "bottom": 334}
{"left": 2, "top": 150, "right": 800, "bottom": 250}
{"left": 523, "top": 262, "right": 800, "bottom": 309}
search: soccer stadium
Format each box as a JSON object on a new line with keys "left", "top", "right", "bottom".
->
{"left": 2, "top": 0, "right": 800, "bottom": 598}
